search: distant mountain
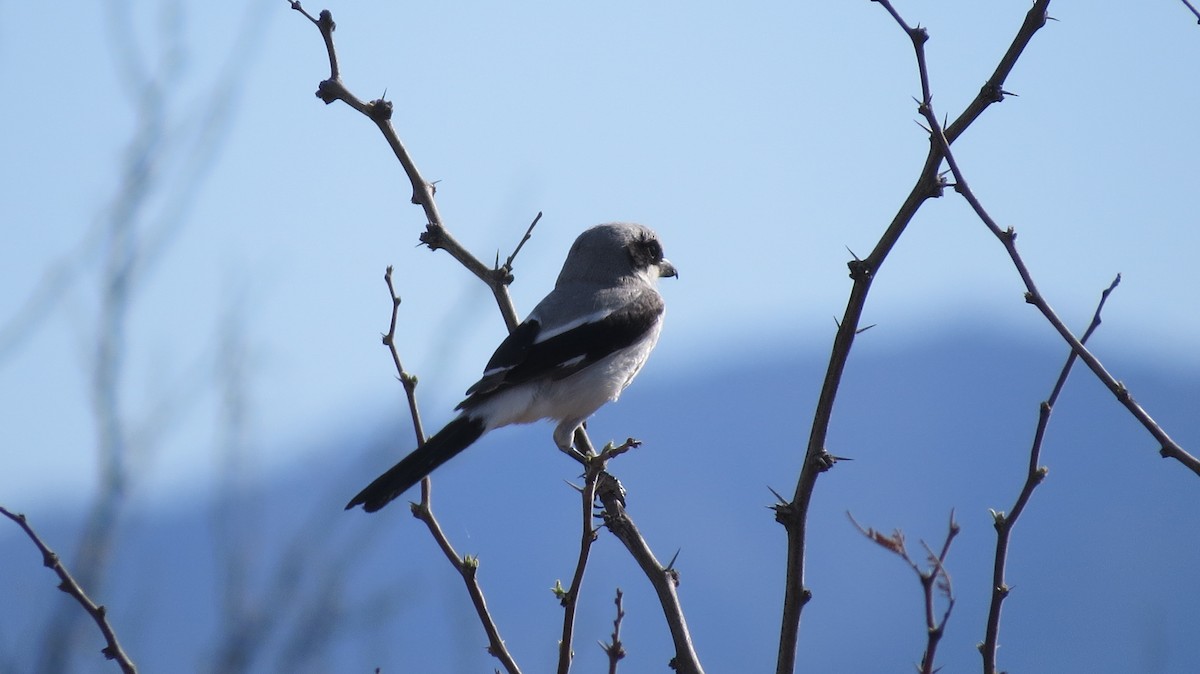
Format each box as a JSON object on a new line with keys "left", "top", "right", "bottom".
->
{"left": 3, "top": 326, "right": 1197, "bottom": 673}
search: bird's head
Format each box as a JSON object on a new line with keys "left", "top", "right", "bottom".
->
{"left": 558, "top": 222, "right": 677, "bottom": 287}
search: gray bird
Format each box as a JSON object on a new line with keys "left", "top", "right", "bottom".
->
{"left": 347, "top": 222, "right": 677, "bottom": 512}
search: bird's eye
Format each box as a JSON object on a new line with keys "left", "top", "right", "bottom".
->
{"left": 646, "top": 239, "right": 663, "bottom": 263}
{"left": 628, "top": 235, "right": 664, "bottom": 269}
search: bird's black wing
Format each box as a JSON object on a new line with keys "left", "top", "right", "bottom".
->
{"left": 458, "top": 289, "right": 663, "bottom": 409}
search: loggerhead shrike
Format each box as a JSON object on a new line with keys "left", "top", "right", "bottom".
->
{"left": 346, "top": 222, "right": 677, "bottom": 512}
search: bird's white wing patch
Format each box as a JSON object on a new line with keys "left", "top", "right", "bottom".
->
{"left": 532, "top": 307, "right": 615, "bottom": 343}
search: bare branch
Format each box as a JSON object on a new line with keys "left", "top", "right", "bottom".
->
{"left": 1179, "top": 0, "right": 1200, "bottom": 24}
{"left": 980, "top": 275, "right": 1120, "bottom": 674}
{"left": 848, "top": 511, "right": 959, "bottom": 674}
{"left": 910, "top": 36, "right": 1198, "bottom": 476}
{"left": 289, "top": 2, "right": 520, "bottom": 329}
{"left": 773, "top": 5, "right": 1054, "bottom": 671}
{"left": 382, "top": 266, "right": 427, "bottom": 444}
{"left": 376, "top": 267, "right": 521, "bottom": 673}
{"left": 293, "top": 7, "right": 534, "bottom": 666}
{"left": 1, "top": 507, "right": 137, "bottom": 674}
{"left": 596, "top": 473, "right": 705, "bottom": 674}
{"left": 408, "top": 496, "right": 521, "bottom": 673}
{"left": 555, "top": 466, "right": 600, "bottom": 674}
{"left": 504, "top": 211, "right": 544, "bottom": 275}
{"left": 858, "top": 2, "right": 1195, "bottom": 667}
{"left": 599, "top": 588, "right": 627, "bottom": 674}
{"left": 554, "top": 436, "right": 643, "bottom": 673}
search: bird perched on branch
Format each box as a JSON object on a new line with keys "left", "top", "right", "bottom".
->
{"left": 346, "top": 222, "right": 677, "bottom": 512}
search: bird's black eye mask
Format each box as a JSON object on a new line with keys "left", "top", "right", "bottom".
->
{"left": 627, "top": 233, "right": 665, "bottom": 270}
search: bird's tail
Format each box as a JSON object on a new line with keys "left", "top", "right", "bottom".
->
{"left": 345, "top": 415, "right": 486, "bottom": 512}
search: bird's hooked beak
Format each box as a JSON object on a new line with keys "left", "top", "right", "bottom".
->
{"left": 658, "top": 259, "right": 679, "bottom": 279}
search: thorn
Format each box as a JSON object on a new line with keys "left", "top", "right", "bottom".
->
{"left": 989, "top": 508, "right": 1006, "bottom": 526}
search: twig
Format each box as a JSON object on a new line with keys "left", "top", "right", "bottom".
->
{"left": 555, "top": 438, "right": 642, "bottom": 674}
{"left": 290, "top": 2, "right": 520, "bottom": 330}
{"left": 382, "top": 266, "right": 426, "bottom": 443}
{"left": 503, "top": 212, "right": 543, "bottom": 275}
{"left": 599, "top": 589, "right": 627, "bottom": 674}
{"left": 1, "top": 507, "right": 138, "bottom": 674}
{"left": 410, "top": 500, "right": 522, "bottom": 674}
{"left": 848, "top": 511, "right": 959, "bottom": 674}
{"left": 377, "top": 268, "right": 521, "bottom": 674}
{"left": 1179, "top": 0, "right": 1200, "bottom": 24}
{"left": 596, "top": 473, "right": 705, "bottom": 674}
{"left": 773, "top": 5, "right": 1053, "bottom": 672}
{"left": 980, "top": 275, "right": 1119, "bottom": 674}
{"left": 555, "top": 465, "right": 600, "bottom": 674}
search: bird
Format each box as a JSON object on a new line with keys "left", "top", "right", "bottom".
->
{"left": 346, "top": 222, "right": 677, "bottom": 512}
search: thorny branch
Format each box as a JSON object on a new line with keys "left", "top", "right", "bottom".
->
{"left": 382, "top": 267, "right": 425, "bottom": 444}
{"left": 289, "top": 1, "right": 520, "bottom": 329}
{"left": 596, "top": 473, "right": 705, "bottom": 674}
{"left": 849, "top": 511, "right": 959, "bottom": 674}
{"left": 917, "top": 95, "right": 1198, "bottom": 476}
{"left": 981, "top": 276, "right": 1120, "bottom": 673}
{"left": 504, "top": 211, "right": 544, "bottom": 277}
{"left": 774, "top": 4, "right": 1053, "bottom": 673}
{"left": 833, "top": 2, "right": 1195, "bottom": 672}
{"left": 1, "top": 507, "right": 138, "bottom": 674}
{"left": 291, "top": 4, "right": 541, "bottom": 670}
{"left": 409, "top": 500, "right": 522, "bottom": 674}
{"left": 378, "top": 268, "right": 521, "bottom": 674}
{"left": 555, "top": 438, "right": 638, "bottom": 674}
{"left": 600, "top": 589, "right": 627, "bottom": 674}
{"left": 874, "top": 0, "right": 1198, "bottom": 476}
{"left": 555, "top": 464, "right": 601, "bottom": 674}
